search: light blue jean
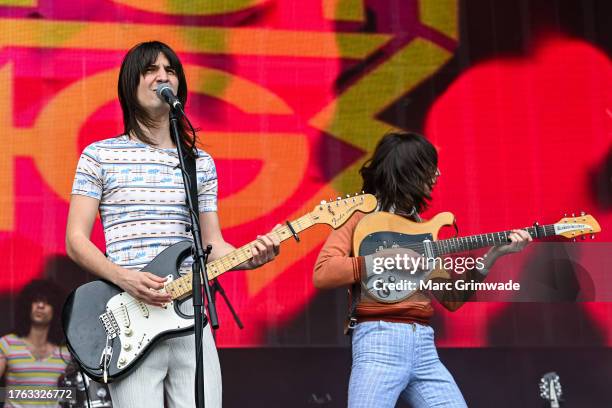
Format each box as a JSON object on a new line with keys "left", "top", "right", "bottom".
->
{"left": 348, "top": 321, "right": 467, "bottom": 408}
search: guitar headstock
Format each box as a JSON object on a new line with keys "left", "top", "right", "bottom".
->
{"left": 311, "top": 193, "right": 377, "bottom": 229}
{"left": 554, "top": 213, "right": 601, "bottom": 239}
{"left": 539, "top": 372, "right": 562, "bottom": 408}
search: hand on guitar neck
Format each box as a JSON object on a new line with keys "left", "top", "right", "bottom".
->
{"left": 236, "top": 225, "right": 281, "bottom": 270}
{"left": 480, "top": 228, "right": 532, "bottom": 275}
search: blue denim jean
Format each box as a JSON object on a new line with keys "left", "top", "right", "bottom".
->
{"left": 348, "top": 321, "right": 467, "bottom": 408}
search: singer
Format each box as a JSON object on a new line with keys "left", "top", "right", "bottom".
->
{"left": 65, "top": 41, "right": 280, "bottom": 408}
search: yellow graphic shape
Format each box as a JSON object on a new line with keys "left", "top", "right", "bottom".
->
{"left": 0, "top": 19, "right": 390, "bottom": 59}
{"left": 309, "top": 38, "right": 453, "bottom": 192}
{"left": 113, "top": 0, "right": 265, "bottom": 15}
{"left": 0, "top": 63, "right": 114, "bottom": 231}
{"left": 186, "top": 66, "right": 292, "bottom": 115}
{"left": 419, "top": 0, "right": 458, "bottom": 40}
{"left": 0, "top": 0, "right": 35, "bottom": 5}
{"left": 0, "top": 64, "right": 302, "bottom": 231}
{"left": 0, "top": 64, "right": 16, "bottom": 230}
{"left": 322, "top": 0, "right": 365, "bottom": 21}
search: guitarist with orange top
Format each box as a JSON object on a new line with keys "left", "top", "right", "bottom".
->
{"left": 313, "top": 131, "right": 531, "bottom": 408}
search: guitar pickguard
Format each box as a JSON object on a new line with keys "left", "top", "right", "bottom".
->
{"left": 359, "top": 232, "right": 434, "bottom": 303}
{"left": 104, "top": 276, "right": 193, "bottom": 371}
{"left": 358, "top": 231, "right": 433, "bottom": 257}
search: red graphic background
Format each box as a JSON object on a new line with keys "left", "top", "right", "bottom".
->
{"left": 0, "top": 0, "right": 610, "bottom": 347}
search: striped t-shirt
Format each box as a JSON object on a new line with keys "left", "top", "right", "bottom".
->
{"left": 71, "top": 135, "right": 218, "bottom": 271}
{"left": 0, "top": 334, "right": 69, "bottom": 408}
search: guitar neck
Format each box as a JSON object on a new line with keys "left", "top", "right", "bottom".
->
{"left": 165, "top": 214, "right": 316, "bottom": 301}
{"left": 433, "top": 223, "right": 557, "bottom": 256}
{"left": 208, "top": 214, "right": 316, "bottom": 278}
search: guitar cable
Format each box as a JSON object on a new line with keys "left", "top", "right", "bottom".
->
{"left": 79, "top": 366, "right": 92, "bottom": 408}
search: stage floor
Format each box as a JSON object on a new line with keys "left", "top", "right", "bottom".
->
{"left": 219, "top": 347, "right": 611, "bottom": 407}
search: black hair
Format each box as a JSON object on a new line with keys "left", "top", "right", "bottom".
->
{"left": 14, "top": 279, "right": 66, "bottom": 345}
{"left": 360, "top": 131, "right": 438, "bottom": 215}
{"left": 118, "top": 41, "right": 196, "bottom": 156}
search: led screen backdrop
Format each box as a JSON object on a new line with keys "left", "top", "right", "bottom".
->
{"left": 0, "top": 0, "right": 610, "bottom": 347}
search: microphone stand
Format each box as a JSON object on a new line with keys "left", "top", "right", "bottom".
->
{"left": 210, "top": 279, "right": 244, "bottom": 333}
{"left": 169, "top": 106, "right": 218, "bottom": 408}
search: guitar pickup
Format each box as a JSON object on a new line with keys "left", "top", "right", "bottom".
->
{"left": 120, "top": 304, "right": 130, "bottom": 328}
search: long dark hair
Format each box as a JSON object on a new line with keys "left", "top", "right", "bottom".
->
{"left": 118, "top": 41, "right": 196, "bottom": 156}
{"left": 14, "top": 279, "right": 65, "bottom": 345}
{"left": 360, "top": 131, "right": 438, "bottom": 215}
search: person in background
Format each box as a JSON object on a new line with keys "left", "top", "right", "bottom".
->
{"left": 0, "top": 279, "right": 69, "bottom": 408}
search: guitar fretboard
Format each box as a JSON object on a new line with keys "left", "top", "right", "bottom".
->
{"left": 164, "top": 214, "right": 316, "bottom": 301}
{"left": 432, "top": 224, "right": 556, "bottom": 256}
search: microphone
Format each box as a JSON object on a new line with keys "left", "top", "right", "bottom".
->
{"left": 156, "top": 83, "right": 183, "bottom": 112}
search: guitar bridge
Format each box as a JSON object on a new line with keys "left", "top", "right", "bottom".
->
{"left": 99, "top": 310, "right": 119, "bottom": 339}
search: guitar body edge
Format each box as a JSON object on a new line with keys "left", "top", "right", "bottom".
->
{"left": 62, "top": 240, "right": 197, "bottom": 383}
{"left": 352, "top": 211, "right": 455, "bottom": 254}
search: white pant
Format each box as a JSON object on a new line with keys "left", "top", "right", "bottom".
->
{"left": 108, "top": 327, "right": 222, "bottom": 408}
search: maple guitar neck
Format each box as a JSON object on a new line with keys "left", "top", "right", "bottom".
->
{"left": 162, "top": 216, "right": 311, "bottom": 300}
{"left": 164, "top": 193, "right": 378, "bottom": 301}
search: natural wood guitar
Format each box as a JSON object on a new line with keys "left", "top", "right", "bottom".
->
{"left": 353, "top": 211, "right": 601, "bottom": 303}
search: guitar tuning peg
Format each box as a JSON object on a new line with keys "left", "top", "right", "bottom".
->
{"left": 572, "top": 213, "right": 575, "bottom": 217}
{"left": 572, "top": 238, "right": 576, "bottom": 242}
{"left": 345, "top": 194, "right": 350, "bottom": 198}
{"left": 581, "top": 235, "right": 586, "bottom": 240}
{"left": 336, "top": 196, "right": 341, "bottom": 200}
{"left": 320, "top": 200, "right": 327, "bottom": 205}
{"left": 564, "top": 213, "right": 567, "bottom": 217}
{"left": 580, "top": 211, "right": 585, "bottom": 216}
{"left": 591, "top": 234, "right": 595, "bottom": 239}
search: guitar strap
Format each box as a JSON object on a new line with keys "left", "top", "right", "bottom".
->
{"left": 344, "top": 284, "right": 359, "bottom": 336}
{"left": 183, "top": 150, "right": 199, "bottom": 214}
